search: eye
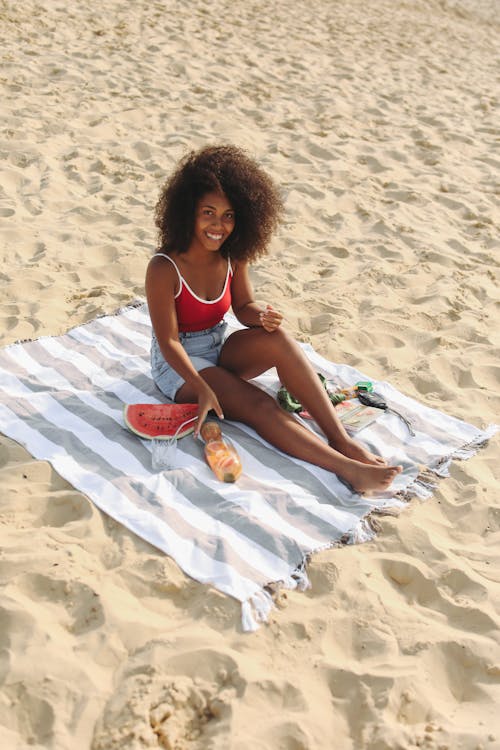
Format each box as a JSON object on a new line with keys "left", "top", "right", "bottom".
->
{"left": 225, "top": 212, "right": 235, "bottom": 221}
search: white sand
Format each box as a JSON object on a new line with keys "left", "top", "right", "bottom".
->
{"left": 1, "top": 1, "right": 499, "bottom": 748}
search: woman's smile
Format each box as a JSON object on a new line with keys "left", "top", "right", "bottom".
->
{"left": 191, "top": 190, "right": 235, "bottom": 252}
{"left": 206, "top": 231, "right": 224, "bottom": 241}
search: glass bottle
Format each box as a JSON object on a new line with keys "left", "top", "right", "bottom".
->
{"left": 200, "top": 421, "right": 242, "bottom": 483}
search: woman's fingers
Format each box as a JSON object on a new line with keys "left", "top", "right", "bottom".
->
{"left": 194, "top": 389, "right": 224, "bottom": 437}
{"left": 259, "top": 304, "right": 283, "bottom": 331}
{"left": 194, "top": 409, "right": 208, "bottom": 438}
{"left": 212, "top": 397, "right": 224, "bottom": 421}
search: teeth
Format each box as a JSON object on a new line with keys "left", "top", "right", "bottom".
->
{"left": 207, "top": 233, "right": 223, "bottom": 240}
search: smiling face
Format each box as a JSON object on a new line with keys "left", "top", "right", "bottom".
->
{"left": 190, "top": 191, "right": 235, "bottom": 253}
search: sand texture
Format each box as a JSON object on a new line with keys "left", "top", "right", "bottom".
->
{"left": 1, "top": 0, "right": 499, "bottom": 748}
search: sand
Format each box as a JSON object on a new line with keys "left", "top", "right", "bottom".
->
{"left": 1, "top": 0, "right": 499, "bottom": 748}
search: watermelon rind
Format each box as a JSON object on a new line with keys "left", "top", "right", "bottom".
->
{"left": 123, "top": 403, "right": 198, "bottom": 440}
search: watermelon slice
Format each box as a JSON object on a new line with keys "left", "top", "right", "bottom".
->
{"left": 123, "top": 403, "right": 198, "bottom": 440}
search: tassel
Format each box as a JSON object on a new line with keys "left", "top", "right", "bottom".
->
{"left": 347, "top": 518, "right": 376, "bottom": 544}
{"left": 475, "top": 424, "right": 498, "bottom": 442}
{"left": 413, "top": 482, "right": 434, "bottom": 499}
{"left": 396, "top": 466, "right": 439, "bottom": 501}
{"left": 453, "top": 447, "right": 481, "bottom": 460}
{"left": 429, "top": 425, "right": 498, "bottom": 479}
{"left": 118, "top": 298, "right": 146, "bottom": 314}
{"left": 279, "top": 576, "right": 299, "bottom": 591}
{"left": 241, "top": 601, "right": 260, "bottom": 632}
{"left": 241, "top": 589, "right": 275, "bottom": 632}
{"left": 450, "top": 424, "right": 498, "bottom": 460}
{"left": 292, "top": 567, "right": 311, "bottom": 591}
{"left": 432, "top": 458, "right": 451, "bottom": 478}
{"left": 249, "top": 589, "right": 274, "bottom": 621}
{"left": 98, "top": 299, "right": 146, "bottom": 319}
{"left": 371, "top": 505, "right": 403, "bottom": 517}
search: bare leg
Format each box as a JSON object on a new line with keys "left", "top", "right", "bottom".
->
{"left": 176, "top": 366, "right": 402, "bottom": 493}
{"left": 219, "top": 328, "right": 387, "bottom": 466}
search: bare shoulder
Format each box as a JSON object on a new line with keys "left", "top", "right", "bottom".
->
{"left": 146, "top": 253, "right": 179, "bottom": 293}
{"left": 148, "top": 252, "right": 173, "bottom": 268}
{"left": 231, "top": 258, "right": 248, "bottom": 274}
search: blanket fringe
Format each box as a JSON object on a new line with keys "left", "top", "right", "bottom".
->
{"left": 241, "top": 589, "right": 275, "bottom": 632}
{"left": 291, "top": 565, "right": 311, "bottom": 592}
{"left": 243, "top": 559, "right": 315, "bottom": 631}
{"left": 9, "top": 299, "right": 148, "bottom": 348}
{"left": 398, "top": 423, "right": 498, "bottom": 502}
{"left": 107, "top": 298, "right": 146, "bottom": 317}
{"left": 345, "top": 516, "right": 378, "bottom": 544}
{"left": 433, "top": 423, "right": 498, "bottom": 474}
{"left": 397, "top": 469, "right": 437, "bottom": 502}
{"left": 94, "top": 298, "right": 146, "bottom": 321}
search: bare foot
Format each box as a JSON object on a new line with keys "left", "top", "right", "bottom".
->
{"left": 341, "top": 460, "right": 402, "bottom": 494}
{"left": 332, "top": 436, "right": 387, "bottom": 466}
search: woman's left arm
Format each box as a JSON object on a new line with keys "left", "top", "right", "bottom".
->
{"left": 230, "top": 260, "right": 283, "bottom": 332}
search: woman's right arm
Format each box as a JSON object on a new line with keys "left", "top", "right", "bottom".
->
{"left": 145, "top": 256, "right": 224, "bottom": 434}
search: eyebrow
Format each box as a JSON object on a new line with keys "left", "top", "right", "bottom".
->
{"left": 202, "top": 204, "right": 234, "bottom": 211}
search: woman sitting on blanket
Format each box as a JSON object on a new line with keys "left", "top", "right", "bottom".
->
{"left": 146, "top": 145, "right": 402, "bottom": 492}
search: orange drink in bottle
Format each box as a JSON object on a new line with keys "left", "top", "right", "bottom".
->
{"left": 200, "top": 422, "right": 242, "bottom": 483}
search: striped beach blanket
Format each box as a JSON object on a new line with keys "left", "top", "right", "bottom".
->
{"left": 0, "top": 302, "right": 496, "bottom": 630}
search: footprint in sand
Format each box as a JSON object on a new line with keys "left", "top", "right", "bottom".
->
{"left": 132, "top": 141, "right": 151, "bottom": 161}
{"left": 92, "top": 646, "right": 242, "bottom": 750}
{"left": 23, "top": 196, "right": 43, "bottom": 216}
{"left": 420, "top": 640, "right": 497, "bottom": 706}
{"left": 438, "top": 567, "right": 488, "bottom": 604}
{"left": 34, "top": 491, "right": 94, "bottom": 528}
{"left": 327, "top": 666, "right": 399, "bottom": 738}
{"left": 16, "top": 573, "right": 105, "bottom": 635}
{"left": 328, "top": 246, "right": 349, "bottom": 259}
{"left": 384, "top": 189, "right": 420, "bottom": 204}
{"left": 380, "top": 557, "right": 497, "bottom": 633}
{"left": 87, "top": 174, "right": 103, "bottom": 194}
{"left": 357, "top": 155, "right": 388, "bottom": 173}
{"left": 254, "top": 720, "right": 313, "bottom": 750}
{"left": 298, "top": 312, "right": 335, "bottom": 335}
{"left": 2, "top": 682, "right": 55, "bottom": 747}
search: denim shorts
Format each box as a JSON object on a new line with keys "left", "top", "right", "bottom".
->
{"left": 151, "top": 321, "right": 228, "bottom": 401}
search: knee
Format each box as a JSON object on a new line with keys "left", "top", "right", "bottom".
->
{"left": 266, "top": 327, "right": 299, "bottom": 356}
{"left": 265, "top": 328, "right": 297, "bottom": 351}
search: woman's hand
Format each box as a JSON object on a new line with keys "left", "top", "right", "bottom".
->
{"left": 259, "top": 304, "right": 283, "bottom": 332}
{"left": 194, "top": 380, "right": 224, "bottom": 438}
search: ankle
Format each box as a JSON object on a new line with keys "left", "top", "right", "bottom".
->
{"left": 328, "top": 433, "right": 353, "bottom": 450}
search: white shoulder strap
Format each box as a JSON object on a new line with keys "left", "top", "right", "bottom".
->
{"left": 152, "top": 253, "right": 182, "bottom": 298}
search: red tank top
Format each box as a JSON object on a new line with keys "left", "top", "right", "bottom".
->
{"left": 154, "top": 253, "right": 233, "bottom": 333}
